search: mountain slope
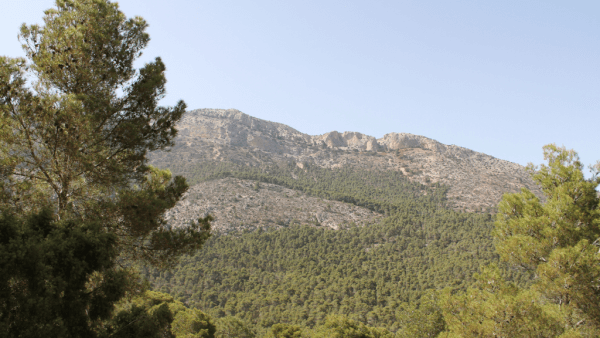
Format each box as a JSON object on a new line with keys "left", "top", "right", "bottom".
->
{"left": 150, "top": 108, "right": 541, "bottom": 215}
{"left": 165, "top": 177, "right": 382, "bottom": 233}
{"left": 144, "top": 108, "right": 538, "bottom": 335}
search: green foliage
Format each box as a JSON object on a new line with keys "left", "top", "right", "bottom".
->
{"left": 103, "top": 291, "right": 216, "bottom": 338}
{"left": 395, "top": 291, "right": 445, "bottom": 338}
{"left": 0, "top": 0, "right": 211, "bottom": 336}
{"left": 0, "top": 0, "right": 207, "bottom": 267}
{"left": 215, "top": 316, "right": 255, "bottom": 338}
{"left": 440, "top": 145, "right": 600, "bottom": 337}
{"left": 0, "top": 209, "right": 133, "bottom": 338}
{"left": 142, "top": 175, "right": 512, "bottom": 333}
{"left": 118, "top": 167, "right": 212, "bottom": 267}
{"left": 141, "top": 156, "right": 542, "bottom": 335}
{"left": 438, "top": 265, "right": 560, "bottom": 337}
{"left": 174, "top": 160, "right": 448, "bottom": 214}
{"left": 265, "top": 324, "right": 304, "bottom": 338}
{"left": 172, "top": 307, "right": 217, "bottom": 338}
{"left": 312, "top": 315, "right": 394, "bottom": 338}
{"left": 103, "top": 303, "right": 174, "bottom": 338}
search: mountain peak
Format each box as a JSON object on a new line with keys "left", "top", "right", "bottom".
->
{"left": 150, "top": 108, "right": 541, "bottom": 213}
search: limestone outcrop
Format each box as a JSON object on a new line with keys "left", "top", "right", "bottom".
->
{"left": 150, "top": 108, "right": 542, "bottom": 214}
{"left": 164, "top": 177, "right": 382, "bottom": 233}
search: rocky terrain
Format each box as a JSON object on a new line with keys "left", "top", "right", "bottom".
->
{"left": 150, "top": 108, "right": 542, "bottom": 217}
{"left": 164, "top": 177, "right": 382, "bottom": 233}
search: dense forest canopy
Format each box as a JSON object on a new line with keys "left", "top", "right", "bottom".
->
{"left": 144, "top": 146, "right": 600, "bottom": 337}
{"left": 142, "top": 158, "right": 532, "bottom": 336}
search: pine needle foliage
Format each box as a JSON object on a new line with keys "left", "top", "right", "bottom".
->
{"left": 1, "top": 1, "right": 211, "bottom": 336}
{"left": 0, "top": 0, "right": 210, "bottom": 269}
{"left": 440, "top": 145, "right": 600, "bottom": 337}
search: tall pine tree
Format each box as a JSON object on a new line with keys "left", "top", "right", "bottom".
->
{"left": 440, "top": 145, "right": 600, "bottom": 337}
{"left": 0, "top": 1, "right": 211, "bottom": 336}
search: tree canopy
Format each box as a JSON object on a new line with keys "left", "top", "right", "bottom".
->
{"left": 0, "top": 0, "right": 210, "bottom": 336}
{"left": 0, "top": 0, "right": 209, "bottom": 267}
{"left": 141, "top": 162, "right": 506, "bottom": 335}
{"left": 439, "top": 145, "right": 600, "bottom": 337}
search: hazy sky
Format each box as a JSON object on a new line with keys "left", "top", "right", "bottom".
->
{"left": 3, "top": 0, "right": 599, "bottom": 172}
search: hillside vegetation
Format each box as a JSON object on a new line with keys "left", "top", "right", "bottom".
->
{"left": 144, "top": 160, "right": 531, "bottom": 335}
{"left": 143, "top": 118, "right": 548, "bottom": 335}
{"left": 146, "top": 146, "right": 600, "bottom": 337}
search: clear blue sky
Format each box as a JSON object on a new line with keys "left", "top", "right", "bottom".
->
{"left": 3, "top": 0, "right": 599, "bottom": 172}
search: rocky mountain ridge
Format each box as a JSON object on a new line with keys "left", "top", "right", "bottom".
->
{"left": 169, "top": 108, "right": 482, "bottom": 153}
{"left": 150, "top": 108, "right": 542, "bottom": 215}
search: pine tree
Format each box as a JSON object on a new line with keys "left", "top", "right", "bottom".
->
{"left": 0, "top": 1, "right": 211, "bottom": 336}
{"left": 0, "top": 209, "right": 133, "bottom": 338}
{"left": 0, "top": 0, "right": 209, "bottom": 266}
{"left": 494, "top": 144, "right": 600, "bottom": 334}
{"left": 440, "top": 145, "right": 600, "bottom": 337}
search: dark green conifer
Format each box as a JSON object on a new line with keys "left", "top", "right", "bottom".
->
{"left": 0, "top": 1, "right": 211, "bottom": 336}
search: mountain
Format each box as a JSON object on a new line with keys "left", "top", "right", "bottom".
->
{"left": 145, "top": 108, "right": 539, "bottom": 335}
{"left": 150, "top": 108, "right": 540, "bottom": 232}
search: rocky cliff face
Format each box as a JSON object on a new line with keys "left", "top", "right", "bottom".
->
{"left": 161, "top": 108, "right": 453, "bottom": 154}
{"left": 150, "top": 108, "right": 542, "bottom": 216}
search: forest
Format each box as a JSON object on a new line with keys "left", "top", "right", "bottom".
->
{"left": 141, "top": 159, "right": 530, "bottom": 336}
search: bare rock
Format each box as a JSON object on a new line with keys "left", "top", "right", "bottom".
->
{"left": 151, "top": 108, "right": 542, "bottom": 214}
{"left": 165, "top": 178, "right": 382, "bottom": 233}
